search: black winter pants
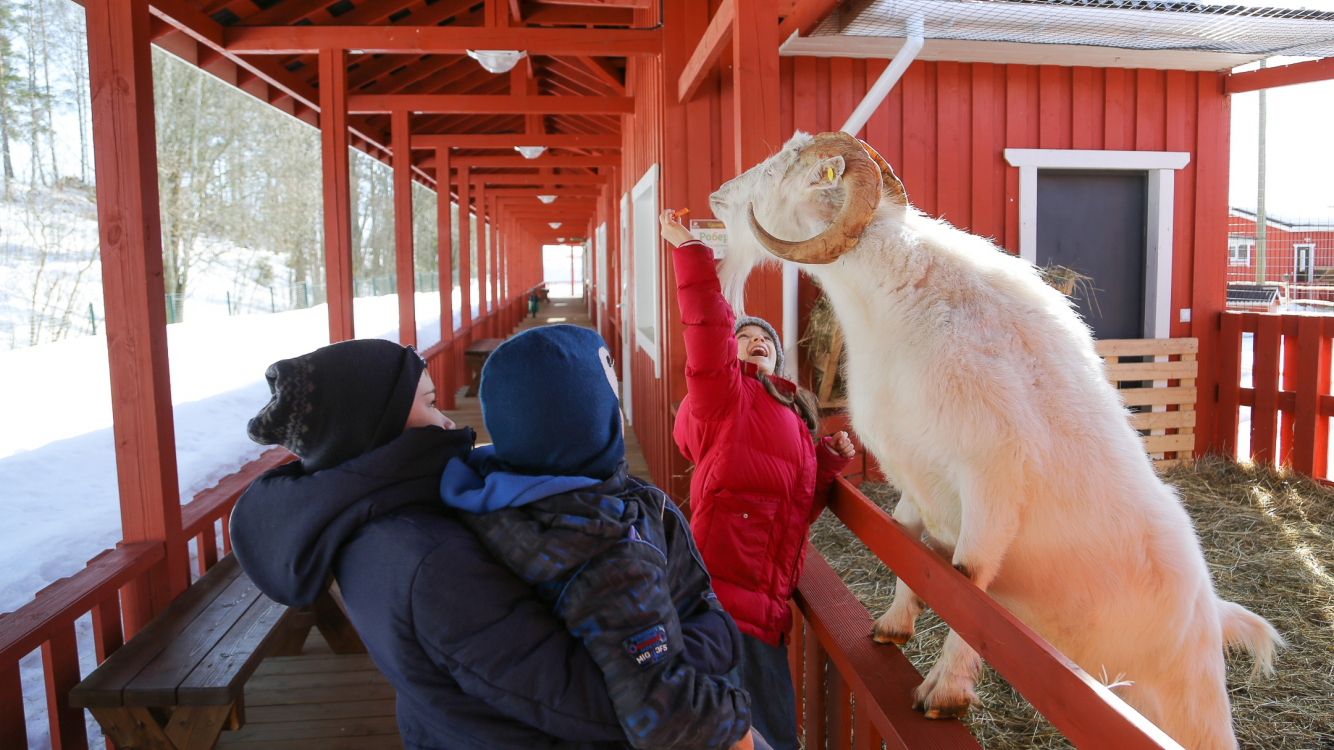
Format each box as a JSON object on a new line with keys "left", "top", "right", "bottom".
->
{"left": 729, "top": 633, "right": 796, "bottom": 750}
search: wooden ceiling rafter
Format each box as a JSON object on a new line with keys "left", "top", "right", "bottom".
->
{"left": 573, "top": 55, "right": 624, "bottom": 94}
{"left": 519, "top": 3, "right": 632, "bottom": 25}
{"left": 222, "top": 25, "right": 663, "bottom": 55}
{"left": 541, "top": 57, "right": 618, "bottom": 97}
{"left": 352, "top": 54, "right": 467, "bottom": 94}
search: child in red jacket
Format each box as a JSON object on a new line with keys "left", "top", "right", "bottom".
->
{"left": 660, "top": 210, "right": 854, "bottom": 750}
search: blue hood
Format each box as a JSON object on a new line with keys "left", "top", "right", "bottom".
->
{"left": 439, "top": 444, "right": 602, "bottom": 513}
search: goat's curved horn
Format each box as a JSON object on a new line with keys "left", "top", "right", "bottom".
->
{"left": 747, "top": 131, "right": 882, "bottom": 265}
{"left": 856, "top": 138, "right": 908, "bottom": 206}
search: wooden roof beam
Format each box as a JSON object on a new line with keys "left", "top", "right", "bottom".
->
{"left": 528, "top": 0, "right": 651, "bottom": 7}
{"left": 224, "top": 26, "right": 663, "bottom": 56}
{"left": 776, "top": 0, "right": 840, "bottom": 39}
{"left": 521, "top": 4, "right": 633, "bottom": 25}
{"left": 575, "top": 56, "right": 625, "bottom": 95}
{"left": 349, "top": 94, "right": 634, "bottom": 114}
{"left": 412, "top": 133, "right": 619, "bottom": 149}
{"left": 1226, "top": 57, "right": 1334, "bottom": 94}
{"left": 678, "top": 0, "right": 732, "bottom": 103}
{"left": 419, "top": 153, "right": 617, "bottom": 168}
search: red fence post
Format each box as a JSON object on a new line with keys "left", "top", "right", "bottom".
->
{"left": 42, "top": 623, "right": 87, "bottom": 750}
{"left": 392, "top": 108, "right": 417, "bottom": 348}
{"left": 1292, "top": 315, "right": 1332, "bottom": 478}
{"left": 85, "top": 0, "right": 189, "bottom": 633}
{"left": 804, "top": 625, "right": 826, "bottom": 750}
{"left": 1, "top": 657, "right": 26, "bottom": 749}
{"left": 436, "top": 146, "right": 456, "bottom": 410}
{"left": 1252, "top": 315, "right": 1282, "bottom": 464}
{"left": 319, "top": 48, "right": 356, "bottom": 343}
{"left": 1216, "top": 312, "right": 1243, "bottom": 457}
{"left": 1279, "top": 325, "right": 1299, "bottom": 465}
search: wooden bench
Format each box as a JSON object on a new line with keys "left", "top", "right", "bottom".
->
{"left": 464, "top": 337, "right": 505, "bottom": 397}
{"left": 70, "top": 554, "right": 363, "bottom": 750}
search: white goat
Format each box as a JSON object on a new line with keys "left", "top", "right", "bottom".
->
{"left": 708, "top": 130, "right": 1282, "bottom": 750}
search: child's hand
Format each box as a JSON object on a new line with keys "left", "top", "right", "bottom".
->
{"left": 660, "top": 209, "right": 695, "bottom": 248}
{"left": 826, "top": 431, "right": 856, "bottom": 459}
{"left": 729, "top": 730, "right": 755, "bottom": 750}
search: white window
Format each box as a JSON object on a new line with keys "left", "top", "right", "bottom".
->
{"left": 1228, "top": 238, "right": 1253, "bottom": 267}
{"left": 596, "top": 222, "right": 609, "bottom": 306}
{"left": 631, "top": 164, "right": 661, "bottom": 375}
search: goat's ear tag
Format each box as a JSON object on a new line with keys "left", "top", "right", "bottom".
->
{"left": 811, "top": 156, "right": 845, "bottom": 190}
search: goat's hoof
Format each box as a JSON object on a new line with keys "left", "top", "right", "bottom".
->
{"left": 923, "top": 701, "right": 972, "bottom": 720}
{"left": 872, "top": 629, "right": 911, "bottom": 645}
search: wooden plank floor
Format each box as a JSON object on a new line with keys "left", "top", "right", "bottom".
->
{"left": 212, "top": 297, "right": 651, "bottom": 748}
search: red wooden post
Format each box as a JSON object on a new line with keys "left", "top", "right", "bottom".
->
{"left": 2, "top": 657, "right": 27, "bottom": 748}
{"left": 43, "top": 623, "right": 87, "bottom": 750}
{"left": 91, "top": 595, "right": 124, "bottom": 664}
{"left": 85, "top": 0, "right": 188, "bottom": 634}
{"left": 1252, "top": 315, "right": 1282, "bottom": 464}
{"left": 492, "top": 209, "right": 502, "bottom": 322}
{"left": 1292, "top": 315, "right": 1331, "bottom": 477}
{"left": 436, "top": 146, "right": 456, "bottom": 410}
{"left": 478, "top": 184, "right": 490, "bottom": 330}
{"left": 788, "top": 602, "right": 804, "bottom": 736}
{"left": 320, "top": 48, "right": 355, "bottom": 342}
{"left": 732, "top": 0, "right": 784, "bottom": 331}
{"left": 1216, "top": 312, "right": 1243, "bottom": 457}
{"left": 459, "top": 166, "right": 473, "bottom": 331}
{"left": 827, "top": 659, "right": 852, "bottom": 750}
{"left": 393, "top": 109, "right": 417, "bottom": 348}
{"left": 1279, "top": 327, "right": 1298, "bottom": 465}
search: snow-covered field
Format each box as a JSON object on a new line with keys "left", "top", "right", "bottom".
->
{"left": 0, "top": 288, "right": 466, "bottom": 749}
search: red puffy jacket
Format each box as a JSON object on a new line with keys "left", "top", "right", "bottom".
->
{"left": 671, "top": 240, "right": 851, "bottom": 646}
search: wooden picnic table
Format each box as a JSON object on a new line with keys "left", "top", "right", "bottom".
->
{"left": 70, "top": 554, "right": 363, "bottom": 750}
{"left": 464, "top": 338, "right": 505, "bottom": 397}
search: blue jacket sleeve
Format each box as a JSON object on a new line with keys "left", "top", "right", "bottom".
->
{"left": 409, "top": 530, "right": 629, "bottom": 743}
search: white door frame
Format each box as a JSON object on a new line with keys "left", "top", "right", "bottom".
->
{"left": 1004, "top": 148, "right": 1190, "bottom": 339}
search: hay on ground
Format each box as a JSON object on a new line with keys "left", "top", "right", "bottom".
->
{"left": 810, "top": 456, "right": 1334, "bottom": 749}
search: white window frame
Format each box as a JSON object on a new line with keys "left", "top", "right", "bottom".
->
{"left": 619, "top": 192, "right": 633, "bottom": 424}
{"left": 1294, "top": 243, "right": 1315, "bottom": 282}
{"left": 1005, "top": 148, "right": 1191, "bottom": 339}
{"left": 596, "top": 222, "right": 609, "bottom": 306}
{"left": 631, "top": 164, "right": 661, "bottom": 377}
{"left": 1228, "top": 238, "right": 1254, "bottom": 267}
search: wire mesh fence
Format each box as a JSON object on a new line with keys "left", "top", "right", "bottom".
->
{"left": 1227, "top": 209, "right": 1334, "bottom": 312}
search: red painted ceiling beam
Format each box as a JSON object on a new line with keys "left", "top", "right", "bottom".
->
{"left": 224, "top": 25, "right": 662, "bottom": 56}
{"left": 678, "top": 0, "right": 733, "bottom": 103}
{"left": 776, "top": 0, "right": 840, "bottom": 39}
{"left": 451, "top": 174, "right": 610, "bottom": 185}
{"left": 412, "top": 133, "right": 620, "bottom": 149}
{"left": 349, "top": 94, "right": 634, "bottom": 114}
{"left": 1226, "top": 57, "right": 1334, "bottom": 94}
{"left": 522, "top": 5, "right": 633, "bottom": 25}
{"left": 452, "top": 154, "right": 619, "bottom": 168}
{"left": 530, "top": 0, "right": 650, "bottom": 7}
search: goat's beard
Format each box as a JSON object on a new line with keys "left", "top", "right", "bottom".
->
{"left": 715, "top": 228, "right": 769, "bottom": 318}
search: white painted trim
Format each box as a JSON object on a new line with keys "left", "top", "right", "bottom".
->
{"left": 778, "top": 35, "right": 1263, "bottom": 72}
{"left": 1004, "top": 148, "right": 1190, "bottom": 339}
{"left": 782, "top": 263, "right": 798, "bottom": 370}
{"left": 1005, "top": 149, "right": 1190, "bottom": 171}
{"left": 631, "top": 164, "right": 661, "bottom": 378}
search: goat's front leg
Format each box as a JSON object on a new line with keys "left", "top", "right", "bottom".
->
{"left": 873, "top": 496, "right": 928, "bottom": 644}
{"left": 914, "top": 470, "right": 1022, "bottom": 718}
{"left": 913, "top": 629, "right": 983, "bottom": 719}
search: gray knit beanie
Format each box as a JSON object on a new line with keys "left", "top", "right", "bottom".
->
{"left": 734, "top": 315, "right": 784, "bottom": 377}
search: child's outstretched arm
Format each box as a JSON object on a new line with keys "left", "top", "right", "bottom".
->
{"left": 661, "top": 209, "right": 743, "bottom": 423}
{"left": 810, "top": 431, "right": 856, "bottom": 523}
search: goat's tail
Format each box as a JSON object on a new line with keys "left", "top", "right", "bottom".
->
{"left": 1217, "top": 599, "right": 1284, "bottom": 679}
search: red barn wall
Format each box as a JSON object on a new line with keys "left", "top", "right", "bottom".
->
{"left": 1227, "top": 213, "right": 1334, "bottom": 285}
{"left": 614, "top": 17, "right": 1234, "bottom": 494}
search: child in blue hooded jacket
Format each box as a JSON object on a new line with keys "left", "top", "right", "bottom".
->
{"left": 439, "top": 325, "right": 757, "bottom": 750}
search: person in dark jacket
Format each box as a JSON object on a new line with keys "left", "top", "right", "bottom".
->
{"left": 230, "top": 338, "right": 635, "bottom": 750}
{"left": 659, "top": 211, "right": 856, "bottom": 750}
{"left": 439, "top": 325, "right": 756, "bottom": 750}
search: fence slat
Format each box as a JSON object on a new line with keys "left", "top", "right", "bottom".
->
{"left": 1280, "top": 332, "right": 1299, "bottom": 463}
{"left": 196, "top": 525, "right": 218, "bottom": 578}
{"left": 788, "top": 603, "right": 804, "bottom": 737}
{"left": 1217, "top": 313, "right": 1244, "bottom": 455}
{"left": 1, "top": 656, "right": 27, "bottom": 749}
{"left": 854, "top": 695, "right": 881, "bottom": 750}
{"left": 1292, "top": 316, "right": 1331, "bottom": 477}
{"left": 43, "top": 623, "right": 88, "bottom": 750}
{"left": 91, "top": 595, "right": 124, "bottom": 664}
{"left": 804, "top": 623, "right": 826, "bottom": 750}
{"left": 827, "top": 479, "right": 1181, "bottom": 750}
{"left": 826, "top": 659, "right": 852, "bottom": 750}
{"left": 1252, "top": 315, "right": 1283, "bottom": 464}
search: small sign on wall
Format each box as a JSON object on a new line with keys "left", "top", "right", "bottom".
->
{"left": 690, "top": 219, "right": 727, "bottom": 258}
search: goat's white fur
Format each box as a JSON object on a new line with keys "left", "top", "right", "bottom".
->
{"left": 709, "top": 132, "right": 1282, "bottom": 750}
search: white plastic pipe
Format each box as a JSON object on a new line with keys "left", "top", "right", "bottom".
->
{"left": 840, "top": 23, "right": 925, "bottom": 136}
{"left": 783, "top": 18, "right": 924, "bottom": 367}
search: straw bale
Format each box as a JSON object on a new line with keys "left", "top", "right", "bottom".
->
{"left": 809, "top": 457, "right": 1334, "bottom": 749}
{"left": 800, "top": 294, "right": 844, "bottom": 401}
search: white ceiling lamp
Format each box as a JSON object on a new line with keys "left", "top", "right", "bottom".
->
{"left": 515, "top": 146, "right": 548, "bottom": 159}
{"left": 537, "top": 195, "right": 557, "bottom": 204}
{"left": 549, "top": 222, "right": 562, "bottom": 229}
{"left": 557, "top": 237, "right": 566, "bottom": 242}
{"left": 467, "top": 50, "right": 527, "bottom": 74}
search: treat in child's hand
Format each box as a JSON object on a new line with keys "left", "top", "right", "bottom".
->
{"left": 673, "top": 207, "right": 690, "bottom": 220}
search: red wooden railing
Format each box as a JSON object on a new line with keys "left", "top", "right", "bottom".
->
{"left": 1217, "top": 311, "right": 1333, "bottom": 478}
{"left": 786, "top": 478, "right": 1183, "bottom": 750}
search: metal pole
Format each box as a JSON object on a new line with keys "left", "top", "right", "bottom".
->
{"left": 1256, "top": 58, "right": 1268, "bottom": 286}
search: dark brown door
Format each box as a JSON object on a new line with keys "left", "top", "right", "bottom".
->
{"left": 1036, "top": 170, "right": 1148, "bottom": 340}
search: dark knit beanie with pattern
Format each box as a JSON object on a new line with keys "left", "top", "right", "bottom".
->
{"left": 479, "top": 324, "right": 624, "bottom": 480}
{"left": 734, "top": 315, "right": 784, "bottom": 377}
{"left": 247, "top": 339, "right": 427, "bottom": 474}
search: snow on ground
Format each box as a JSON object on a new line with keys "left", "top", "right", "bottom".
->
{"left": 0, "top": 290, "right": 458, "bottom": 749}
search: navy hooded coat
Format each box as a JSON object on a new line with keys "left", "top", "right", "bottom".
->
{"left": 230, "top": 426, "right": 632, "bottom": 750}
